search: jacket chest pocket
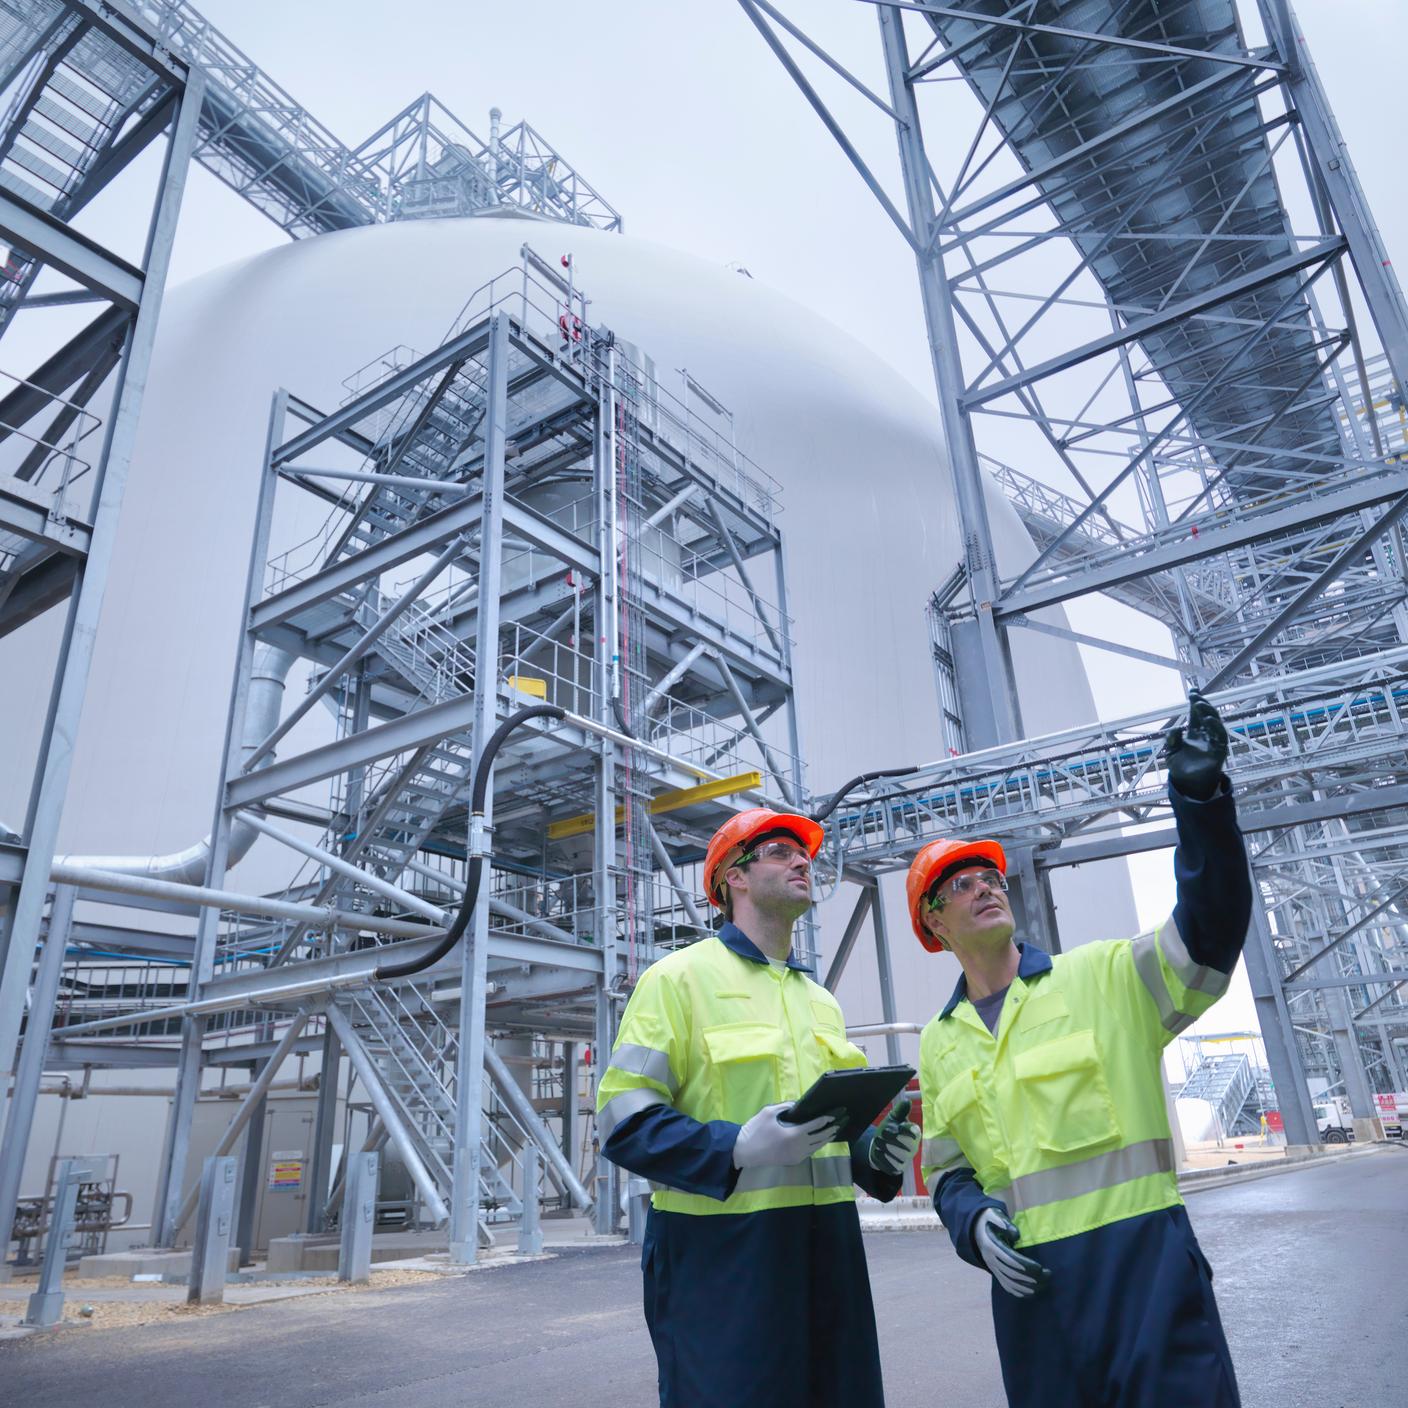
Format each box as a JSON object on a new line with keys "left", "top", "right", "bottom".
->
{"left": 1012, "top": 1029, "right": 1120, "bottom": 1155}
{"left": 702, "top": 1022, "right": 785, "bottom": 1122}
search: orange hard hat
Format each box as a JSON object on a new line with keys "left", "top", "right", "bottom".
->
{"left": 703, "top": 808, "right": 824, "bottom": 909}
{"left": 906, "top": 837, "right": 1007, "bottom": 951}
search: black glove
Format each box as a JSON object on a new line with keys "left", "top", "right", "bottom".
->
{"left": 1163, "top": 689, "right": 1229, "bottom": 800}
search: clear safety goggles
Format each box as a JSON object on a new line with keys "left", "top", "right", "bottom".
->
{"left": 926, "top": 867, "right": 1008, "bottom": 912}
{"left": 738, "top": 839, "right": 812, "bottom": 867}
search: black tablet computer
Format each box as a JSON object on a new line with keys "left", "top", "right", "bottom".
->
{"left": 778, "top": 1065, "right": 916, "bottom": 1145}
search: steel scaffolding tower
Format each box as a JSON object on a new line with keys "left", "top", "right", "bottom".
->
{"left": 742, "top": 0, "right": 1408, "bottom": 1142}
{"left": 15, "top": 248, "right": 806, "bottom": 1261}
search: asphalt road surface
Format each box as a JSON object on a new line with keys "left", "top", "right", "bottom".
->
{"left": 4, "top": 1148, "right": 1403, "bottom": 1407}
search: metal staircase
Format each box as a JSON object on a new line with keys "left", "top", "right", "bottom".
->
{"left": 337, "top": 982, "right": 525, "bottom": 1237}
{"left": 1178, "top": 1053, "right": 1256, "bottom": 1140}
{"left": 0, "top": 1, "right": 175, "bottom": 323}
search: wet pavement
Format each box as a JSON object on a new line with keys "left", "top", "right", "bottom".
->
{"left": 1, "top": 1146, "right": 1402, "bottom": 1407}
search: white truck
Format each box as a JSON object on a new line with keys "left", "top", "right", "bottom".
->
{"left": 1313, "top": 1096, "right": 1355, "bottom": 1143}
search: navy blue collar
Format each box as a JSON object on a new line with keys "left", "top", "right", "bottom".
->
{"left": 938, "top": 941, "right": 1052, "bottom": 1020}
{"left": 719, "top": 921, "right": 814, "bottom": 973}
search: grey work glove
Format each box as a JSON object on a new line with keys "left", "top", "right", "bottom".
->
{"left": 1163, "top": 688, "right": 1230, "bottom": 801}
{"left": 973, "top": 1209, "right": 1051, "bottom": 1298}
{"left": 867, "top": 1096, "right": 920, "bottom": 1175}
{"left": 733, "top": 1102, "right": 843, "bottom": 1169}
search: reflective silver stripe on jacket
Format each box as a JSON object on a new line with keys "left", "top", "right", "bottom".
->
{"left": 597, "top": 1086, "right": 670, "bottom": 1143}
{"left": 921, "top": 1136, "right": 971, "bottom": 1174}
{"left": 1132, "top": 932, "right": 1197, "bottom": 1035}
{"left": 608, "top": 1041, "right": 679, "bottom": 1093}
{"left": 990, "top": 1137, "right": 1175, "bottom": 1215}
{"left": 1158, "top": 916, "right": 1231, "bottom": 998}
{"left": 735, "top": 1154, "right": 853, "bottom": 1195}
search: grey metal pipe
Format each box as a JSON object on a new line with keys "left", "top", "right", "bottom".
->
{"left": 325, "top": 1003, "right": 449, "bottom": 1224}
{"left": 483, "top": 1043, "right": 593, "bottom": 1212}
{"left": 54, "top": 643, "right": 297, "bottom": 884}
{"left": 171, "top": 1010, "right": 309, "bottom": 1233}
{"left": 48, "top": 861, "right": 445, "bottom": 938}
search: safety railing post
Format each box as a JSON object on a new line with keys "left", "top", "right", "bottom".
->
{"left": 187, "top": 1156, "right": 237, "bottom": 1304}
{"left": 23, "top": 1157, "right": 98, "bottom": 1328}
{"left": 338, "top": 1151, "right": 379, "bottom": 1283}
{"left": 516, "top": 1148, "right": 543, "bottom": 1254}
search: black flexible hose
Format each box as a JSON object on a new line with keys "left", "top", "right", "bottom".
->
{"left": 375, "top": 704, "right": 566, "bottom": 981}
{"left": 809, "top": 766, "right": 920, "bottom": 823}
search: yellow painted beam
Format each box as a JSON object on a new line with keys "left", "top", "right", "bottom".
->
{"left": 546, "top": 770, "right": 764, "bottom": 841}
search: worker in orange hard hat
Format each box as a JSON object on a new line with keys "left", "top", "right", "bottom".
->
{"left": 597, "top": 805, "right": 917, "bottom": 1408}
{"left": 910, "top": 691, "right": 1247, "bottom": 1408}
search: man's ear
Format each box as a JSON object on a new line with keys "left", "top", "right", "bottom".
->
{"left": 724, "top": 862, "right": 748, "bottom": 899}
{"left": 923, "top": 906, "right": 948, "bottom": 951}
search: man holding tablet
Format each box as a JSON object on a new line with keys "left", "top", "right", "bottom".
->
{"left": 597, "top": 807, "right": 918, "bottom": 1408}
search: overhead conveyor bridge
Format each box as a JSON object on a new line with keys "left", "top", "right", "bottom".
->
{"left": 828, "top": 645, "right": 1408, "bottom": 872}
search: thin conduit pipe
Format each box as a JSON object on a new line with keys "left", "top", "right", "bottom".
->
{"left": 375, "top": 705, "right": 565, "bottom": 981}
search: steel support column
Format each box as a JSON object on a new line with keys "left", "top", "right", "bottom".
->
{"left": 448, "top": 313, "right": 510, "bottom": 1264}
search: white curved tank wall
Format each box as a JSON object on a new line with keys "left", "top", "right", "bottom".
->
{"left": 1, "top": 215, "right": 1137, "bottom": 1053}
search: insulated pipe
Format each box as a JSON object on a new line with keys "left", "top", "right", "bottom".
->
{"left": 47, "top": 862, "right": 444, "bottom": 939}
{"left": 483, "top": 1041, "right": 593, "bottom": 1212}
{"left": 53, "top": 643, "right": 298, "bottom": 884}
{"left": 325, "top": 1003, "right": 449, "bottom": 1225}
{"left": 171, "top": 1009, "right": 310, "bottom": 1233}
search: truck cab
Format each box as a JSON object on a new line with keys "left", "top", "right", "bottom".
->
{"left": 1313, "top": 1100, "right": 1355, "bottom": 1144}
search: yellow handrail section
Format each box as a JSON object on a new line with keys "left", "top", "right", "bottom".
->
{"left": 546, "top": 770, "right": 764, "bottom": 840}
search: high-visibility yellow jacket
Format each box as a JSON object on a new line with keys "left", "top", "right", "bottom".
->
{"left": 918, "top": 786, "right": 1251, "bottom": 1254}
{"left": 597, "top": 925, "right": 877, "bottom": 1215}
{"left": 920, "top": 919, "right": 1231, "bottom": 1247}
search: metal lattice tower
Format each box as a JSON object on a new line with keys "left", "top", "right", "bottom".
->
{"left": 741, "top": 0, "right": 1408, "bottom": 1143}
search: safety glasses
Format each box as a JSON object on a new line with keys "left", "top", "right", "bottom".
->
{"left": 926, "top": 868, "right": 1008, "bottom": 912}
{"left": 738, "top": 840, "right": 811, "bottom": 867}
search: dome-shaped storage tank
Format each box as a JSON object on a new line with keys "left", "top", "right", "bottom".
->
{"left": 2, "top": 214, "right": 1136, "bottom": 1039}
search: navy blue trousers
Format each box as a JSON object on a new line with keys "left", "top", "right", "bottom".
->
{"left": 642, "top": 1203, "right": 885, "bottom": 1408}
{"left": 992, "top": 1205, "right": 1240, "bottom": 1408}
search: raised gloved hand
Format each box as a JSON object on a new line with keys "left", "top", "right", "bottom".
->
{"left": 1163, "top": 689, "right": 1229, "bottom": 801}
{"left": 733, "top": 1102, "right": 844, "bottom": 1169}
{"left": 973, "top": 1209, "right": 1051, "bottom": 1298}
{"left": 867, "top": 1096, "right": 920, "bottom": 1175}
